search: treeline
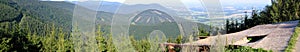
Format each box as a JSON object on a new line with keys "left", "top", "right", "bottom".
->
{"left": 0, "top": 22, "right": 113, "bottom": 52}
{"left": 0, "top": 0, "right": 73, "bottom": 33}
{"left": 226, "top": 0, "right": 300, "bottom": 33}
{"left": 0, "top": 21, "right": 185, "bottom": 52}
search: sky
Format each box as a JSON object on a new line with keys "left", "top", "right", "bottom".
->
{"left": 101, "top": 0, "right": 270, "bottom": 4}
{"left": 42, "top": 0, "right": 271, "bottom": 5}
{"left": 104, "top": 0, "right": 271, "bottom": 5}
{"left": 42, "top": 0, "right": 271, "bottom": 25}
{"left": 42, "top": 0, "right": 271, "bottom": 8}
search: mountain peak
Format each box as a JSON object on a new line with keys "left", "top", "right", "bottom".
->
{"left": 131, "top": 9, "right": 174, "bottom": 25}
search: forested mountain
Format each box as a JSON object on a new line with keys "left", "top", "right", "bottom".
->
{"left": 0, "top": 3, "right": 21, "bottom": 22}
{"left": 0, "top": 0, "right": 74, "bottom": 33}
{"left": 0, "top": 0, "right": 122, "bottom": 51}
{"left": 0, "top": 0, "right": 72, "bottom": 51}
{"left": 129, "top": 9, "right": 180, "bottom": 39}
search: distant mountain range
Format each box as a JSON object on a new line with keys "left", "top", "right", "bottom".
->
{"left": 68, "top": 1, "right": 269, "bottom": 27}
{"left": 70, "top": 1, "right": 175, "bottom": 14}
{"left": 0, "top": 0, "right": 223, "bottom": 40}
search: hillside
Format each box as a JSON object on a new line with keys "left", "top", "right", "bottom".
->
{"left": 0, "top": 0, "right": 75, "bottom": 33}
{"left": 0, "top": 3, "right": 21, "bottom": 22}
{"left": 128, "top": 9, "right": 217, "bottom": 39}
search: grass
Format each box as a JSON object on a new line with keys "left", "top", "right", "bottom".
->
{"left": 285, "top": 22, "right": 300, "bottom": 52}
{"left": 225, "top": 45, "right": 272, "bottom": 52}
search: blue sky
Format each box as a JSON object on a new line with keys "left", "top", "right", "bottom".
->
{"left": 42, "top": 0, "right": 271, "bottom": 8}
{"left": 102, "top": 0, "right": 270, "bottom": 4}
{"left": 42, "top": 0, "right": 271, "bottom": 5}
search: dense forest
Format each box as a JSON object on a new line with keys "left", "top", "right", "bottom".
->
{"left": 0, "top": 0, "right": 298, "bottom": 52}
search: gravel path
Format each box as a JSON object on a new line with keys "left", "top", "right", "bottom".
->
{"left": 181, "top": 20, "right": 299, "bottom": 52}
{"left": 250, "top": 20, "right": 299, "bottom": 52}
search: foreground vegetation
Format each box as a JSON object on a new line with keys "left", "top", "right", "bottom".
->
{"left": 225, "top": 45, "right": 272, "bottom": 52}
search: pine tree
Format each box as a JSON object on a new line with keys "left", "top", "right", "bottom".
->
{"left": 96, "top": 26, "right": 106, "bottom": 52}
{"left": 106, "top": 34, "right": 117, "bottom": 52}
{"left": 225, "top": 19, "right": 229, "bottom": 33}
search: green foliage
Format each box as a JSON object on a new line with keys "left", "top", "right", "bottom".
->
{"left": 96, "top": 26, "right": 106, "bottom": 52}
{"left": 105, "top": 34, "right": 117, "bottom": 52}
{"left": 129, "top": 22, "right": 180, "bottom": 39}
{"left": 226, "top": 16, "right": 250, "bottom": 33}
{"left": 0, "top": 38, "right": 11, "bottom": 51}
{"left": 128, "top": 35, "right": 183, "bottom": 52}
{"left": 0, "top": 0, "right": 73, "bottom": 33}
{"left": 130, "top": 36, "right": 151, "bottom": 52}
{"left": 225, "top": 45, "right": 272, "bottom": 52}
{"left": 247, "top": 38, "right": 252, "bottom": 41}
{"left": 175, "top": 35, "right": 183, "bottom": 44}
{"left": 198, "top": 27, "right": 210, "bottom": 36}
{"left": 96, "top": 26, "right": 117, "bottom": 52}
{"left": 0, "top": 0, "right": 80, "bottom": 51}
{"left": 0, "top": 22, "right": 119, "bottom": 52}
{"left": 0, "top": 22, "right": 41, "bottom": 52}
{"left": 0, "top": 3, "right": 20, "bottom": 22}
